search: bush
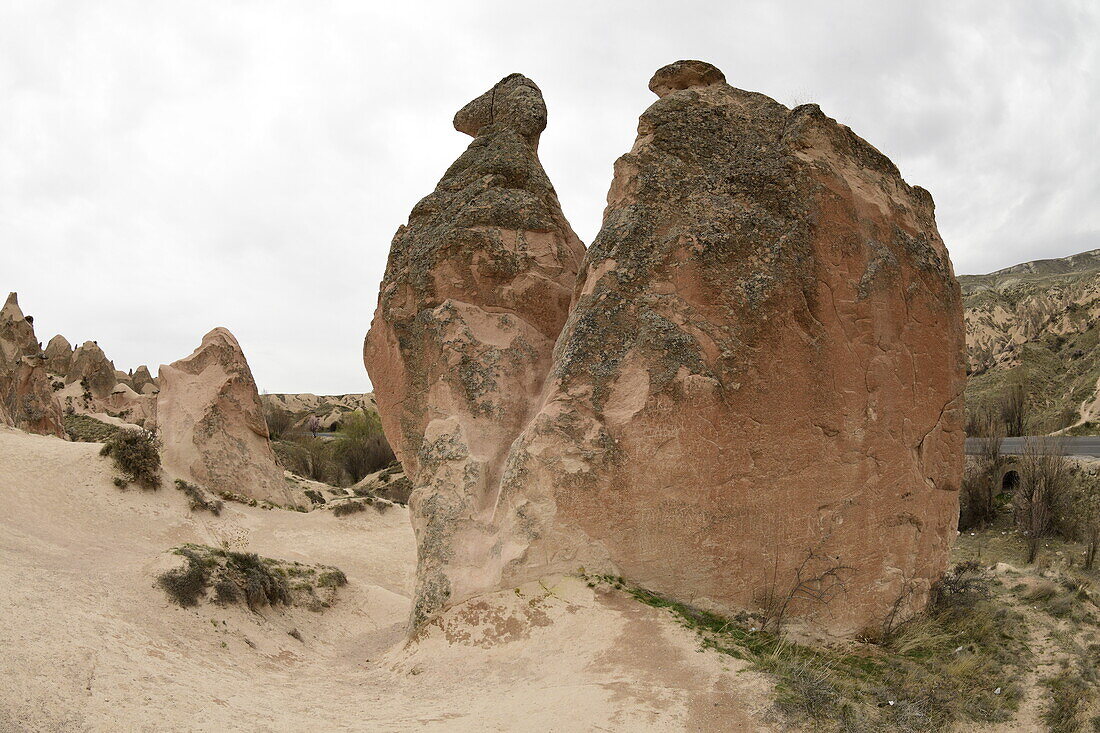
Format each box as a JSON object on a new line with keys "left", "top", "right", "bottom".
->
{"left": 64, "top": 413, "right": 119, "bottom": 443}
{"left": 960, "top": 413, "right": 1005, "bottom": 531}
{"left": 156, "top": 544, "right": 346, "bottom": 612}
{"left": 1014, "top": 439, "right": 1071, "bottom": 563}
{"left": 331, "top": 499, "right": 368, "bottom": 517}
{"left": 272, "top": 437, "right": 345, "bottom": 485}
{"left": 100, "top": 429, "right": 162, "bottom": 489}
{"left": 156, "top": 547, "right": 211, "bottom": 606}
{"left": 331, "top": 410, "right": 395, "bottom": 483}
{"left": 173, "top": 479, "right": 224, "bottom": 515}
{"left": 262, "top": 403, "right": 296, "bottom": 440}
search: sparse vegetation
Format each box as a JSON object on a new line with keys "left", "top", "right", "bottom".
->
{"left": 99, "top": 429, "right": 161, "bottom": 489}
{"left": 262, "top": 403, "right": 295, "bottom": 440}
{"left": 173, "top": 479, "right": 224, "bottom": 515}
{"left": 1014, "top": 439, "right": 1071, "bottom": 563}
{"left": 592, "top": 562, "right": 1028, "bottom": 732}
{"left": 156, "top": 543, "right": 346, "bottom": 612}
{"left": 218, "top": 489, "right": 258, "bottom": 507}
{"left": 64, "top": 413, "right": 120, "bottom": 442}
{"left": 1044, "top": 667, "right": 1089, "bottom": 733}
{"left": 331, "top": 409, "right": 395, "bottom": 483}
{"left": 331, "top": 499, "right": 368, "bottom": 516}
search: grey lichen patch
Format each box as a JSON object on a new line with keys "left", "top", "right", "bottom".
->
{"left": 409, "top": 490, "right": 462, "bottom": 628}
{"left": 858, "top": 238, "right": 901, "bottom": 300}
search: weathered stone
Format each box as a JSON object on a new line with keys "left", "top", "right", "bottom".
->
{"left": 0, "top": 293, "right": 65, "bottom": 437}
{"left": 66, "top": 341, "right": 117, "bottom": 400}
{"left": 130, "top": 365, "right": 155, "bottom": 394}
{"left": 0, "top": 293, "right": 39, "bottom": 362}
{"left": 364, "top": 73, "right": 585, "bottom": 627}
{"left": 43, "top": 335, "right": 73, "bottom": 375}
{"left": 488, "top": 61, "right": 966, "bottom": 635}
{"left": 158, "top": 328, "right": 293, "bottom": 505}
{"left": 368, "top": 62, "right": 965, "bottom": 636}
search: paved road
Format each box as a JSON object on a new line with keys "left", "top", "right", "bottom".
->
{"left": 965, "top": 436, "right": 1100, "bottom": 457}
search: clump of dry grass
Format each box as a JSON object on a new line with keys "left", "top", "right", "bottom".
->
{"left": 100, "top": 429, "right": 161, "bottom": 489}
{"left": 157, "top": 544, "right": 346, "bottom": 612}
{"left": 603, "top": 560, "right": 1028, "bottom": 732}
{"left": 173, "top": 479, "right": 224, "bottom": 515}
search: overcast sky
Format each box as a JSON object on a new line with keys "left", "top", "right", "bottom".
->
{"left": 2, "top": 1, "right": 1097, "bottom": 394}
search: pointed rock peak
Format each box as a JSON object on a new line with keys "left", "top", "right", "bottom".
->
{"left": 46, "top": 334, "right": 71, "bottom": 352}
{"left": 200, "top": 326, "right": 241, "bottom": 349}
{"left": 648, "top": 59, "right": 726, "bottom": 98}
{"left": 2, "top": 292, "right": 24, "bottom": 321}
{"left": 453, "top": 73, "right": 546, "bottom": 142}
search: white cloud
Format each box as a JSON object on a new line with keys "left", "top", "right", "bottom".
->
{"left": 1, "top": 0, "right": 1096, "bottom": 392}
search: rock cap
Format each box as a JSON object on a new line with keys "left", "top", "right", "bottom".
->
{"left": 648, "top": 60, "right": 726, "bottom": 98}
{"left": 453, "top": 73, "right": 547, "bottom": 142}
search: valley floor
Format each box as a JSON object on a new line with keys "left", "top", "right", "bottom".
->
{"left": 0, "top": 428, "right": 774, "bottom": 732}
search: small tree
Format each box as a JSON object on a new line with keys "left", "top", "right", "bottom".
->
{"left": 960, "top": 410, "right": 1005, "bottom": 530}
{"left": 1014, "top": 438, "right": 1069, "bottom": 564}
{"left": 331, "top": 410, "right": 395, "bottom": 483}
{"left": 262, "top": 404, "right": 295, "bottom": 440}
{"left": 1000, "top": 381, "right": 1028, "bottom": 438}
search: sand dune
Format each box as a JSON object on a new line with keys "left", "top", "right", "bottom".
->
{"left": 0, "top": 427, "right": 773, "bottom": 731}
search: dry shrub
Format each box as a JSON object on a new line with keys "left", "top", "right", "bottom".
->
{"left": 173, "top": 479, "right": 224, "bottom": 515}
{"left": 100, "top": 429, "right": 162, "bottom": 489}
{"left": 960, "top": 413, "right": 1006, "bottom": 531}
{"left": 1014, "top": 439, "right": 1070, "bottom": 563}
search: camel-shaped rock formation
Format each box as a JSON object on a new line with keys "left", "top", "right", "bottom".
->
{"left": 365, "top": 61, "right": 965, "bottom": 635}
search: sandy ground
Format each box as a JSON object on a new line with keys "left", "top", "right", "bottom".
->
{"left": 0, "top": 427, "right": 775, "bottom": 732}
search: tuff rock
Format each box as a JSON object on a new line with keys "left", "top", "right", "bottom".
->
{"left": 44, "top": 334, "right": 73, "bottom": 375}
{"left": 130, "top": 365, "right": 155, "bottom": 394}
{"left": 66, "top": 341, "right": 117, "bottom": 400}
{"left": 363, "top": 73, "right": 586, "bottom": 626}
{"left": 366, "top": 62, "right": 965, "bottom": 636}
{"left": 157, "top": 328, "right": 293, "bottom": 505}
{"left": 0, "top": 293, "right": 65, "bottom": 437}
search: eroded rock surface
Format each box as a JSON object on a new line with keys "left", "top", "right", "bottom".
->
{"left": 44, "top": 335, "right": 73, "bottom": 375}
{"left": 130, "top": 365, "right": 155, "bottom": 394}
{"left": 491, "top": 61, "right": 966, "bottom": 634}
{"left": 368, "top": 62, "right": 965, "bottom": 636}
{"left": 66, "top": 341, "right": 117, "bottom": 400}
{"left": 0, "top": 293, "right": 65, "bottom": 437}
{"left": 364, "top": 73, "right": 586, "bottom": 626}
{"left": 158, "top": 327, "right": 293, "bottom": 505}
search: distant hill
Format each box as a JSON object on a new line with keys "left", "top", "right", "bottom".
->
{"left": 962, "top": 247, "right": 1100, "bottom": 434}
{"left": 259, "top": 392, "right": 376, "bottom": 434}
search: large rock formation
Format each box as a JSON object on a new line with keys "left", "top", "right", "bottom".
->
{"left": 364, "top": 73, "right": 586, "bottom": 626}
{"left": 157, "top": 328, "right": 293, "bottom": 506}
{"left": 367, "top": 62, "right": 965, "bottom": 636}
{"left": 43, "top": 334, "right": 73, "bottom": 375}
{"left": 130, "top": 365, "right": 156, "bottom": 394}
{"left": 66, "top": 341, "right": 117, "bottom": 400}
{"left": 0, "top": 293, "right": 65, "bottom": 437}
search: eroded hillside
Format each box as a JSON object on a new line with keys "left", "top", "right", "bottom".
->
{"left": 962, "top": 248, "right": 1100, "bottom": 434}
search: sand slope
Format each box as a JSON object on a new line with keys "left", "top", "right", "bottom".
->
{"left": 0, "top": 427, "right": 773, "bottom": 731}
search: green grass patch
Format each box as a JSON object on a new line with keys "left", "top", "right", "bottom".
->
{"left": 64, "top": 413, "right": 119, "bottom": 443}
{"left": 592, "top": 562, "right": 1029, "bottom": 731}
